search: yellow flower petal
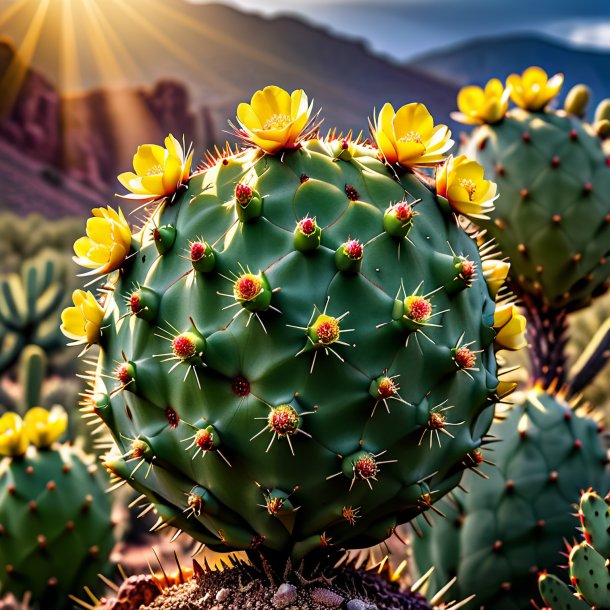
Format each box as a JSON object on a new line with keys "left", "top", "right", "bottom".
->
{"left": 0, "top": 412, "right": 28, "bottom": 456}
{"left": 493, "top": 303, "right": 528, "bottom": 351}
{"left": 507, "top": 67, "right": 563, "bottom": 111}
{"left": 455, "top": 78, "right": 509, "bottom": 124}
{"left": 118, "top": 134, "right": 192, "bottom": 198}
{"left": 372, "top": 102, "right": 453, "bottom": 168}
{"left": 236, "top": 85, "right": 313, "bottom": 154}
{"left": 60, "top": 290, "right": 104, "bottom": 345}
{"left": 24, "top": 406, "right": 67, "bottom": 448}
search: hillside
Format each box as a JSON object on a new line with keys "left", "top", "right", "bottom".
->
{"left": 411, "top": 33, "right": 610, "bottom": 107}
{"left": 0, "top": 1, "right": 459, "bottom": 215}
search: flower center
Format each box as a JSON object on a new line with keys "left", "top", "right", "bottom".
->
{"left": 263, "top": 113, "right": 292, "bottom": 130}
{"left": 459, "top": 178, "right": 477, "bottom": 201}
{"left": 354, "top": 455, "right": 378, "bottom": 480}
{"left": 234, "top": 275, "right": 262, "bottom": 301}
{"left": 405, "top": 296, "right": 432, "bottom": 322}
{"left": 146, "top": 164, "right": 164, "bottom": 176}
{"left": 399, "top": 131, "right": 423, "bottom": 144}
{"left": 172, "top": 334, "right": 197, "bottom": 360}
{"left": 268, "top": 405, "right": 299, "bottom": 437}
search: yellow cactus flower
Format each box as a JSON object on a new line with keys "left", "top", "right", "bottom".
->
{"left": 60, "top": 290, "right": 105, "bottom": 345}
{"left": 482, "top": 259, "right": 511, "bottom": 298}
{"left": 436, "top": 155, "right": 497, "bottom": 220}
{"left": 24, "top": 406, "right": 68, "bottom": 448}
{"left": 453, "top": 78, "right": 510, "bottom": 124}
{"left": 236, "top": 85, "right": 313, "bottom": 154}
{"left": 493, "top": 303, "right": 527, "bottom": 351}
{"left": 0, "top": 412, "right": 28, "bottom": 457}
{"left": 506, "top": 67, "right": 564, "bottom": 111}
{"left": 73, "top": 206, "right": 132, "bottom": 275}
{"left": 117, "top": 134, "right": 193, "bottom": 200}
{"left": 371, "top": 102, "right": 453, "bottom": 167}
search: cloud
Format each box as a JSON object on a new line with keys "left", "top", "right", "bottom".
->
{"left": 564, "top": 21, "right": 610, "bottom": 49}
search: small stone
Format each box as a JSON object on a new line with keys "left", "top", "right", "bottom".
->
{"left": 216, "top": 588, "right": 231, "bottom": 603}
{"left": 310, "top": 587, "right": 344, "bottom": 607}
{"left": 347, "top": 601, "right": 378, "bottom": 610}
{"left": 272, "top": 583, "right": 297, "bottom": 609}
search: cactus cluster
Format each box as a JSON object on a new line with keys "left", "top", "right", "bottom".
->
{"left": 538, "top": 489, "right": 610, "bottom": 610}
{"left": 0, "top": 253, "right": 72, "bottom": 375}
{"left": 60, "top": 86, "right": 521, "bottom": 565}
{"left": 0, "top": 407, "right": 116, "bottom": 609}
{"left": 412, "top": 388, "right": 609, "bottom": 610}
{"left": 457, "top": 69, "right": 610, "bottom": 314}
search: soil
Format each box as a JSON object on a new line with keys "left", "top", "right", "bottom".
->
{"left": 136, "top": 561, "right": 432, "bottom": 610}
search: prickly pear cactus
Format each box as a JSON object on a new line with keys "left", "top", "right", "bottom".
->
{"left": 66, "top": 87, "right": 516, "bottom": 562}
{"left": 0, "top": 408, "right": 116, "bottom": 609}
{"left": 412, "top": 389, "right": 609, "bottom": 610}
{"left": 538, "top": 489, "right": 610, "bottom": 610}
{"left": 456, "top": 68, "right": 610, "bottom": 313}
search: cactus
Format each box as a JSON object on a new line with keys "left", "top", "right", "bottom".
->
{"left": 412, "top": 389, "right": 609, "bottom": 610}
{"left": 64, "top": 87, "right": 517, "bottom": 568}
{"left": 0, "top": 408, "right": 116, "bottom": 609}
{"left": 0, "top": 253, "right": 72, "bottom": 375}
{"left": 455, "top": 68, "right": 610, "bottom": 391}
{"left": 538, "top": 490, "right": 610, "bottom": 610}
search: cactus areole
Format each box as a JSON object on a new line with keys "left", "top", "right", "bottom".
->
{"left": 76, "top": 87, "right": 509, "bottom": 562}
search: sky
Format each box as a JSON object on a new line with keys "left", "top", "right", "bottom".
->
{"left": 189, "top": 0, "right": 610, "bottom": 61}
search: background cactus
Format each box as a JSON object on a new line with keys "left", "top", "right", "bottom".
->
{"left": 412, "top": 389, "right": 609, "bottom": 610}
{"left": 457, "top": 70, "right": 610, "bottom": 392}
{"left": 0, "top": 253, "right": 75, "bottom": 375}
{"left": 0, "top": 410, "right": 116, "bottom": 609}
{"left": 538, "top": 489, "right": 610, "bottom": 610}
{"left": 71, "top": 88, "right": 514, "bottom": 565}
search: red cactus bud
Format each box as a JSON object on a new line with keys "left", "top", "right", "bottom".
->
{"left": 405, "top": 296, "right": 432, "bottom": 322}
{"left": 268, "top": 405, "right": 299, "bottom": 437}
{"left": 117, "top": 363, "right": 132, "bottom": 385}
{"left": 354, "top": 454, "right": 378, "bottom": 480}
{"left": 235, "top": 183, "right": 253, "bottom": 206}
{"left": 232, "top": 375, "right": 250, "bottom": 397}
{"left": 345, "top": 185, "right": 359, "bottom": 201}
{"left": 455, "top": 346, "right": 477, "bottom": 369}
{"left": 172, "top": 334, "right": 197, "bottom": 360}
{"left": 190, "top": 241, "right": 207, "bottom": 261}
{"left": 195, "top": 429, "right": 214, "bottom": 451}
{"left": 298, "top": 217, "right": 316, "bottom": 235}
{"left": 130, "top": 293, "right": 142, "bottom": 314}
{"left": 377, "top": 377, "right": 398, "bottom": 399}
{"left": 344, "top": 239, "right": 363, "bottom": 259}
{"left": 165, "top": 405, "right": 179, "bottom": 428}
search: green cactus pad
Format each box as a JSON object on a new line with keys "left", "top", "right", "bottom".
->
{"left": 463, "top": 107, "right": 610, "bottom": 312}
{"left": 539, "top": 573, "right": 589, "bottom": 610}
{"left": 578, "top": 489, "right": 610, "bottom": 557}
{"left": 569, "top": 542, "right": 610, "bottom": 609}
{"left": 413, "top": 390, "right": 609, "bottom": 610}
{"left": 0, "top": 444, "right": 115, "bottom": 609}
{"left": 91, "top": 136, "right": 501, "bottom": 561}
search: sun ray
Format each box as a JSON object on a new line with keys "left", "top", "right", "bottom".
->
{"left": 0, "top": 0, "right": 51, "bottom": 117}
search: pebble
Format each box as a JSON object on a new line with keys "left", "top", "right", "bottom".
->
{"left": 347, "top": 601, "right": 378, "bottom": 610}
{"left": 216, "top": 588, "right": 231, "bottom": 603}
{"left": 310, "top": 587, "right": 344, "bottom": 607}
{"left": 272, "top": 583, "right": 298, "bottom": 608}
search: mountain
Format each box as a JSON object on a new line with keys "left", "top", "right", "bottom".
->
{"left": 411, "top": 34, "right": 610, "bottom": 108}
{"left": 0, "top": 1, "right": 459, "bottom": 215}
